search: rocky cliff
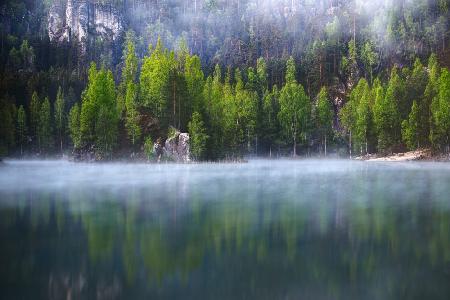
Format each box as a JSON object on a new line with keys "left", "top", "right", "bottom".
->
{"left": 48, "top": 0, "right": 123, "bottom": 52}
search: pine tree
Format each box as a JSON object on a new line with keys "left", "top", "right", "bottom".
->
{"left": 339, "top": 78, "right": 368, "bottom": 157}
{"left": 0, "top": 99, "right": 16, "bottom": 157}
{"left": 29, "top": 91, "right": 40, "bottom": 151}
{"left": 278, "top": 57, "right": 311, "bottom": 157}
{"left": 355, "top": 82, "right": 375, "bottom": 155}
{"left": 54, "top": 87, "right": 65, "bottom": 154}
{"left": 188, "top": 112, "right": 209, "bottom": 160}
{"left": 402, "top": 100, "right": 420, "bottom": 150}
{"left": 316, "top": 87, "right": 334, "bottom": 156}
{"left": 68, "top": 103, "right": 81, "bottom": 149}
{"left": 374, "top": 70, "right": 401, "bottom": 153}
{"left": 38, "top": 97, "right": 52, "bottom": 153}
{"left": 125, "top": 82, "right": 141, "bottom": 146}
{"left": 16, "top": 105, "right": 27, "bottom": 156}
{"left": 80, "top": 63, "right": 118, "bottom": 157}
{"left": 184, "top": 55, "right": 204, "bottom": 114}
{"left": 427, "top": 54, "right": 441, "bottom": 147}
{"left": 431, "top": 68, "right": 450, "bottom": 152}
{"left": 118, "top": 33, "right": 139, "bottom": 117}
{"left": 140, "top": 38, "right": 171, "bottom": 129}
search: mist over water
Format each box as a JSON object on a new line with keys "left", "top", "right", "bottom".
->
{"left": 1, "top": 160, "right": 450, "bottom": 299}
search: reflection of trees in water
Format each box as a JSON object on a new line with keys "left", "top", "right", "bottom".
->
{"left": 1, "top": 168, "right": 450, "bottom": 298}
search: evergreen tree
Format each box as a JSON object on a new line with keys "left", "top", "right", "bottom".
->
{"left": 355, "top": 82, "right": 375, "bottom": 155}
{"left": 278, "top": 57, "right": 311, "bottom": 157}
{"left": 68, "top": 103, "right": 81, "bottom": 149}
{"left": 339, "top": 78, "right": 368, "bottom": 157}
{"left": 431, "top": 68, "right": 450, "bottom": 152}
{"left": 29, "top": 91, "right": 40, "bottom": 151}
{"left": 427, "top": 54, "right": 441, "bottom": 147}
{"left": 54, "top": 87, "right": 65, "bottom": 154}
{"left": 184, "top": 55, "right": 204, "bottom": 114}
{"left": 315, "top": 87, "right": 334, "bottom": 156}
{"left": 118, "top": 33, "right": 139, "bottom": 117}
{"left": 38, "top": 97, "right": 52, "bottom": 153}
{"left": 80, "top": 63, "right": 118, "bottom": 157}
{"left": 402, "top": 100, "right": 420, "bottom": 150}
{"left": 0, "top": 99, "right": 16, "bottom": 157}
{"left": 188, "top": 112, "right": 209, "bottom": 160}
{"left": 140, "top": 38, "right": 171, "bottom": 129}
{"left": 262, "top": 86, "right": 280, "bottom": 156}
{"left": 16, "top": 105, "right": 27, "bottom": 156}
{"left": 374, "top": 70, "right": 401, "bottom": 153}
{"left": 125, "top": 82, "right": 141, "bottom": 146}
{"left": 360, "top": 41, "right": 378, "bottom": 84}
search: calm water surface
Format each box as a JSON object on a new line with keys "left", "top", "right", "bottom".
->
{"left": 0, "top": 160, "right": 449, "bottom": 299}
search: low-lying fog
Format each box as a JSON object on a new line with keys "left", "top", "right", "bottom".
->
{"left": 2, "top": 159, "right": 450, "bottom": 207}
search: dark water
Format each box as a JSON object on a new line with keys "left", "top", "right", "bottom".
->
{"left": 0, "top": 160, "right": 449, "bottom": 299}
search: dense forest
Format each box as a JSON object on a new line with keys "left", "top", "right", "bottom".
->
{"left": 1, "top": 0, "right": 450, "bottom": 160}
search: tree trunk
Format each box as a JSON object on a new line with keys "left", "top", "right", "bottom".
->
{"left": 349, "top": 130, "right": 352, "bottom": 159}
{"left": 173, "top": 80, "right": 176, "bottom": 127}
{"left": 293, "top": 135, "right": 297, "bottom": 157}
{"left": 324, "top": 135, "right": 327, "bottom": 157}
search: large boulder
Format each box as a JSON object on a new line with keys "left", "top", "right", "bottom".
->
{"left": 164, "top": 130, "right": 190, "bottom": 162}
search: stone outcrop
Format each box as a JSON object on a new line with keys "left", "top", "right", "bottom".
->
{"left": 48, "top": 0, "right": 123, "bottom": 53}
{"left": 164, "top": 130, "right": 191, "bottom": 163}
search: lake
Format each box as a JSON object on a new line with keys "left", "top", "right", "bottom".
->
{"left": 0, "top": 160, "right": 449, "bottom": 299}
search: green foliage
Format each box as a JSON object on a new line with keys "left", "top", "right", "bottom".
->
{"left": 340, "top": 78, "right": 369, "bottom": 155}
{"left": 374, "top": 70, "right": 401, "bottom": 153}
{"left": 29, "top": 91, "right": 40, "bottom": 149}
{"left": 278, "top": 58, "right": 311, "bottom": 156}
{"left": 38, "top": 97, "right": 52, "bottom": 153}
{"left": 0, "top": 98, "right": 16, "bottom": 156}
{"left": 316, "top": 87, "right": 334, "bottom": 155}
{"left": 80, "top": 63, "right": 118, "bottom": 157}
{"left": 143, "top": 136, "right": 154, "bottom": 160}
{"left": 118, "top": 34, "right": 139, "bottom": 117}
{"left": 125, "top": 82, "right": 141, "bottom": 146}
{"left": 16, "top": 105, "right": 27, "bottom": 155}
{"left": 402, "top": 101, "right": 420, "bottom": 150}
{"left": 54, "top": 87, "right": 65, "bottom": 153}
{"left": 355, "top": 81, "right": 375, "bottom": 154}
{"left": 431, "top": 68, "right": 450, "bottom": 151}
{"left": 140, "top": 38, "right": 171, "bottom": 129}
{"left": 68, "top": 103, "right": 81, "bottom": 149}
{"left": 262, "top": 86, "right": 280, "bottom": 154}
{"left": 360, "top": 41, "right": 378, "bottom": 83}
{"left": 184, "top": 54, "right": 204, "bottom": 114}
{"left": 188, "top": 112, "right": 209, "bottom": 160}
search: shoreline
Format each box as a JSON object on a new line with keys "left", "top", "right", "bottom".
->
{"left": 355, "top": 149, "right": 450, "bottom": 162}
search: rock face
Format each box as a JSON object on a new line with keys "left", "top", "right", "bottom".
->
{"left": 164, "top": 130, "right": 191, "bottom": 162}
{"left": 48, "top": 0, "right": 123, "bottom": 53}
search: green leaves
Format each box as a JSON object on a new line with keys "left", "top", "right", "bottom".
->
{"left": 79, "top": 63, "right": 118, "bottom": 157}
{"left": 188, "top": 112, "right": 209, "bottom": 160}
{"left": 402, "top": 101, "right": 420, "bottom": 150}
{"left": 431, "top": 68, "right": 450, "bottom": 151}
{"left": 278, "top": 58, "right": 311, "bottom": 156}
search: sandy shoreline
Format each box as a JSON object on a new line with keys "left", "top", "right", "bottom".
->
{"left": 355, "top": 149, "right": 450, "bottom": 162}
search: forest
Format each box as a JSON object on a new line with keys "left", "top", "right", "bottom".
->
{"left": 1, "top": 0, "right": 450, "bottom": 160}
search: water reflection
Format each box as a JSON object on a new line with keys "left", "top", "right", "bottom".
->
{"left": 0, "top": 160, "right": 450, "bottom": 299}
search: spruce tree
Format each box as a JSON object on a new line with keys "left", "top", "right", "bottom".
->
{"left": 68, "top": 103, "right": 81, "bottom": 150}
{"left": 38, "top": 97, "right": 52, "bottom": 153}
{"left": 188, "top": 112, "right": 209, "bottom": 160}
{"left": 16, "top": 105, "right": 27, "bottom": 156}
{"left": 54, "top": 87, "right": 65, "bottom": 154}
{"left": 278, "top": 57, "right": 311, "bottom": 157}
{"left": 402, "top": 100, "right": 420, "bottom": 150}
{"left": 316, "top": 87, "right": 334, "bottom": 156}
